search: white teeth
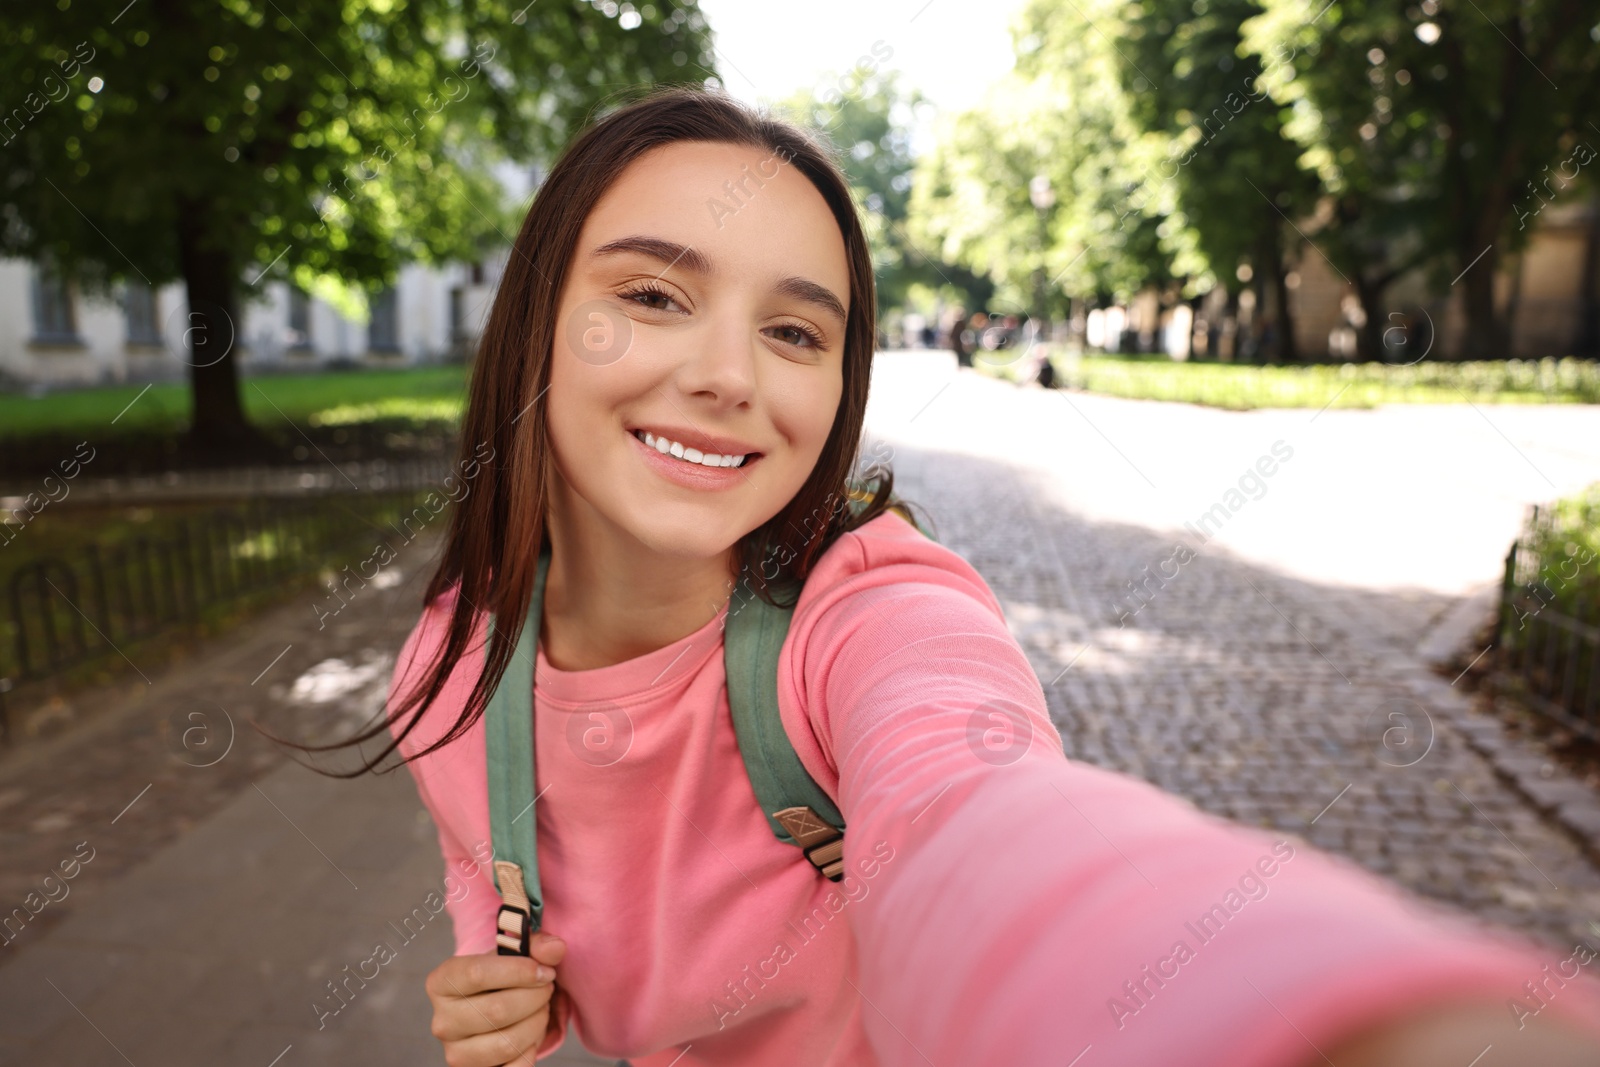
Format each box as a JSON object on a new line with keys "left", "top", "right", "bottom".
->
{"left": 636, "top": 429, "right": 750, "bottom": 469}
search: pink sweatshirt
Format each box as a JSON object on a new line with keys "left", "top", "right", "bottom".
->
{"left": 389, "top": 510, "right": 1600, "bottom": 1065}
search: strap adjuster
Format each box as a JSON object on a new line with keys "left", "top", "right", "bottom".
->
{"left": 494, "top": 859, "right": 537, "bottom": 955}
{"left": 773, "top": 806, "right": 846, "bottom": 882}
{"left": 496, "top": 903, "right": 532, "bottom": 955}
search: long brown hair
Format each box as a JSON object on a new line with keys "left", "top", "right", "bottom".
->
{"left": 304, "top": 86, "right": 906, "bottom": 776}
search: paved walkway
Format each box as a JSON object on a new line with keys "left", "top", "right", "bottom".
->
{"left": 0, "top": 531, "right": 534, "bottom": 1062}
{"left": 0, "top": 533, "right": 620, "bottom": 1064}
{"left": 868, "top": 351, "right": 1600, "bottom": 951}
{"left": 2, "top": 352, "right": 1599, "bottom": 1064}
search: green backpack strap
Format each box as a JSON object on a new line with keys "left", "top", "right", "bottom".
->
{"left": 724, "top": 571, "right": 849, "bottom": 881}
{"left": 723, "top": 490, "right": 932, "bottom": 882}
{"left": 483, "top": 496, "right": 929, "bottom": 932}
{"left": 484, "top": 545, "right": 552, "bottom": 955}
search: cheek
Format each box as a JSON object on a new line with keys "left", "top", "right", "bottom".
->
{"left": 768, "top": 363, "right": 842, "bottom": 469}
{"left": 547, "top": 312, "right": 656, "bottom": 437}
{"left": 546, "top": 355, "right": 622, "bottom": 492}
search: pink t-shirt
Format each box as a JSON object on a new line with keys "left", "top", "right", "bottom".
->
{"left": 390, "top": 510, "right": 1600, "bottom": 1065}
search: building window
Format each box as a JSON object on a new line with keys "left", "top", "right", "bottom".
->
{"left": 369, "top": 286, "right": 400, "bottom": 353}
{"left": 31, "top": 263, "right": 80, "bottom": 343}
{"left": 288, "top": 286, "right": 311, "bottom": 349}
{"left": 125, "top": 282, "right": 161, "bottom": 345}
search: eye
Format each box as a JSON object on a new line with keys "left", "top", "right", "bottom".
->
{"left": 617, "top": 282, "right": 680, "bottom": 312}
{"left": 767, "top": 322, "right": 826, "bottom": 349}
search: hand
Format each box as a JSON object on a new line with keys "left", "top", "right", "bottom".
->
{"left": 425, "top": 932, "right": 568, "bottom": 1067}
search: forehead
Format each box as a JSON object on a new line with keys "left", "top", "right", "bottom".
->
{"left": 575, "top": 140, "right": 851, "bottom": 305}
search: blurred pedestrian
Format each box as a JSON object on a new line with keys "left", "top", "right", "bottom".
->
{"left": 947, "top": 308, "right": 973, "bottom": 367}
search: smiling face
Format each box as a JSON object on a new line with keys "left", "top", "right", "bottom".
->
{"left": 544, "top": 139, "right": 851, "bottom": 567}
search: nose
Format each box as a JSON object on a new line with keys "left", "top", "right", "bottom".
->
{"left": 672, "top": 309, "right": 757, "bottom": 412}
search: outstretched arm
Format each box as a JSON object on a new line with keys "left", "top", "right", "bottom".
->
{"left": 796, "top": 576, "right": 1600, "bottom": 1066}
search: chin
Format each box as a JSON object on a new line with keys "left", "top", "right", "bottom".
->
{"left": 622, "top": 514, "right": 748, "bottom": 564}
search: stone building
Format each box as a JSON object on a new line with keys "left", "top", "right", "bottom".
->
{"left": 0, "top": 255, "right": 506, "bottom": 387}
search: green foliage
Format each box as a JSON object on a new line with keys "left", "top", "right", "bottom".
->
{"left": 912, "top": 0, "right": 1600, "bottom": 361}
{"left": 1518, "top": 482, "right": 1600, "bottom": 616}
{"left": 776, "top": 67, "right": 938, "bottom": 310}
{"left": 1118, "top": 0, "right": 1318, "bottom": 297}
{"left": 0, "top": 1, "right": 715, "bottom": 297}
{"left": 911, "top": 0, "right": 1182, "bottom": 311}
{"left": 1242, "top": 0, "right": 1600, "bottom": 341}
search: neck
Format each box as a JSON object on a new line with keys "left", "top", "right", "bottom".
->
{"left": 541, "top": 476, "right": 736, "bottom": 672}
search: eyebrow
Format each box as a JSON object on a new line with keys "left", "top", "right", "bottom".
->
{"left": 590, "top": 234, "right": 849, "bottom": 327}
{"left": 593, "top": 235, "right": 712, "bottom": 276}
{"left": 772, "top": 276, "right": 849, "bottom": 329}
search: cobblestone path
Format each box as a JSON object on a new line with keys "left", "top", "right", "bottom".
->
{"left": 869, "top": 353, "right": 1600, "bottom": 954}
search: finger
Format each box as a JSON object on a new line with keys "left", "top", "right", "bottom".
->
{"left": 529, "top": 932, "right": 567, "bottom": 967}
{"left": 443, "top": 1008, "right": 548, "bottom": 1067}
{"left": 504, "top": 1037, "right": 549, "bottom": 1067}
{"left": 503, "top": 1014, "right": 559, "bottom": 1067}
{"left": 428, "top": 953, "right": 547, "bottom": 1000}
{"left": 432, "top": 983, "right": 555, "bottom": 1042}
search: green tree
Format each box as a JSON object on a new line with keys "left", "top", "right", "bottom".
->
{"left": 780, "top": 68, "right": 1005, "bottom": 330}
{"left": 1119, "top": 0, "right": 1320, "bottom": 362}
{"left": 913, "top": 0, "right": 1174, "bottom": 340}
{"left": 780, "top": 69, "right": 927, "bottom": 312}
{"left": 0, "top": 0, "right": 713, "bottom": 449}
{"left": 1244, "top": 0, "right": 1600, "bottom": 359}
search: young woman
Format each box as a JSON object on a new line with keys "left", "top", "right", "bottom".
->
{"left": 353, "top": 88, "right": 1600, "bottom": 1065}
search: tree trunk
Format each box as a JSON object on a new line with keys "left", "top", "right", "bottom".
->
{"left": 1575, "top": 192, "right": 1600, "bottom": 355}
{"left": 1269, "top": 237, "right": 1298, "bottom": 364}
{"left": 1220, "top": 286, "right": 1239, "bottom": 362}
{"left": 1502, "top": 251, "right": 1526, "bottom": 358}
{"left": 1457, "top": 243, "right": 1505, "bottom": 360}
{"left": 176, "top": 194, "right": 257, "bottom": 453}
{"left": 1247, "top": 269, "right": 1267, "bottom": 365}
{"left": 1353, "top": 274, "right": 1388, "bottom": 363}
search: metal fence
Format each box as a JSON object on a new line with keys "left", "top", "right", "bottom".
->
{"left": 1497, "top": 503, "right": 1600, "bottom": 739}
{"left": 0, "top": 489, "right": 433, "bottom": 744}
{"left": 0, "top": 454, "right": 457, "bottom": 509}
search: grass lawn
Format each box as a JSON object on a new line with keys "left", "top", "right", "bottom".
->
{"left": 7, "top": 353, "right": 1598, "bottom": 445}
{"left": 0, "top": 365, "right": 470, "bottom": 439}
{"left": 977, "top": 348, "right": 1600, "bottom": 409}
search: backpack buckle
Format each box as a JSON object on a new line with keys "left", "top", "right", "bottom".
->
{"left": 494, "top": 860, "right": 536, "bottom": 955}
{"left": 773, "top": 806, "right": 846, "bottom": 882}
{"left": 496, "top": 903, "right": 532, "bottom": 956}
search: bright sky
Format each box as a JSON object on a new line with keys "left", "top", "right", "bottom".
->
{"left": 696, "top": 0, "right": 1031, "bottom": 154}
